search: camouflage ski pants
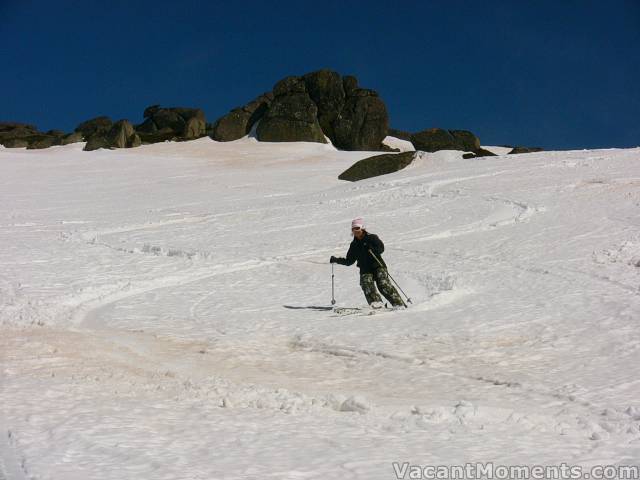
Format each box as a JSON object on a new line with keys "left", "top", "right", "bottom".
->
{"left": 360, "top": 268, "right": 404, "bottom": 307}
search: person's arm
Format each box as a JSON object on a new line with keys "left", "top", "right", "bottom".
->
{"left": 332, "top": 243, "right": 356, "bottom": 266}
{"left": 367, "top": 235, "right": 384, "bottom": 255}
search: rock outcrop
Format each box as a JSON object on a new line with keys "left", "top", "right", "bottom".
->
{"left": 213, "top": 69, "right": 389, "bottom": 150}
{"left": 75, "top": 116, "right": 113, "bottom": 139}
{"left": 1, "top": 69, "right": 535, "bottom": 154}
{"left": 509, "top": 146, "right": 544, "bottom": 154}
{"left": 84, "top": 120, "right": 141, "bottom": 151}
{"left": 409, "top": 128, "right": 494, "bottom": 157}
{"left": 0, "top": 123, "right": 75, "bottom": 149}
{"left": 26, "top": 134, "right": 60, "bottom": 149}
{"left": 0, "top": 122, "right": 38, "bottom": 143}
{"left": 462, "top": 147, "right": 498, "bottom": 159}
{"left": 211, "top": 92, "right": 273, "bottom": 141}
{"left": 256, "top": 77, "right": 326, "bottom": 143}
{"left": 449, "top": 130, "right": 481, "bottom": 152}
{"left": 60, "top": 132, "right": 84, "bottom": 145}
{"left": 2, "top": 138, "right": 30, "bottom": 148}
{"left": 411, "top": 128, "right": 463, "bottom": 152}
{"left": 338, "top": 151, "right": 416, "bottom": 181}
{"left": 302, "top": 70, "right": 345, "bottom": 141}
{"left": 333, "top": 78, "right": 388, "bottom": 151}
{"left": 1, "top": 123, "right": 51, "bottom": 149}
{"left": 136, "top": 106, "right": 207, "bottom": 143}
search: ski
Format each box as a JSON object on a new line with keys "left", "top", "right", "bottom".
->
{"left": 332, "top": 307, "right": 365, "bottom": 316}
{"left": 331, "top": 306, "right": 404, "bottom": 317}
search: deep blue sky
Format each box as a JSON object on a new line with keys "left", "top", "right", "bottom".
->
{"left": 2, "top": 0, "right": 638, "bottom": 149}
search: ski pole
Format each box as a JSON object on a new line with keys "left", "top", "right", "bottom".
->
{"left": 331, "top": 262, "right": 336, "bottom": 305}
{"left": 368, "top": 249, "right": 412, "bottom": 305}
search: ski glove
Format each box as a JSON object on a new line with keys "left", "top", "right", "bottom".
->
{"left": 329, "top": 256, "right": 338, "bottom": 263}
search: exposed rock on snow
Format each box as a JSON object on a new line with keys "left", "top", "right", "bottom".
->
{"left": 136, "top": 106, "right": 207, "bottom": 143}
{"left": 338, "top": 151, "right": 417, "bottom": 181}
{"left": 0, "top": 70, "right": 542, "bottom": 154}
{"left": 411, "top": 127, "right": 481, "bottom": 153}
{"left": 210, "top": 92, "right": 273, "bottom": 142}
{"left": 509, "top": 146, "right": 545, "bottom": 154}
{"left": 215, "top": 69, "right": 389, "bottom": 150}
{"left": 84, "top": 119, "right": 141, "bottom": 151}
{"left": 302, "top": 69, "right": 345, "bottom": 141}
{"left": 256, "top": 76, "right": 327, "bottom": 144}
{"left": 75, "top": 115, "right": 113, "bottom": 138}
{"left": 0, "top": 122, "right": 69, "bottom": 149}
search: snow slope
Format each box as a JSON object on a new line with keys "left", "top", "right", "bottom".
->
{"left": 1, "top": 138, "right": 639, "bottom": 479}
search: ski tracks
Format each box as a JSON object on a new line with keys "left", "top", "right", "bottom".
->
{"left": 288, "top": 334, "right": 640, "bottom": 446}
{"left": 0, "top": 417, "right": 28, "bottom": 480}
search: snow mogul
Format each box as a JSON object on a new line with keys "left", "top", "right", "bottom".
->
{"left": 330, "top": 217, "right": 405, "bottom": 308}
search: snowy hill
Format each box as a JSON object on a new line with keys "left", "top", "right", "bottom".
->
{"left": 1, "top": 138, "right": 639, "bottom": 479}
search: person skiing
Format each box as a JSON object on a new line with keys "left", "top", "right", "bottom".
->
{"left": 330, "top": 217, "right": 405, "bottom": 308}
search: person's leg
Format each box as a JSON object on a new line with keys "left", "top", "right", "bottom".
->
{"left": 374, "top": 268, "right": 404, "bottom": 306}
{"left": 360, "top": 273, "right": 383, "bottom": 305}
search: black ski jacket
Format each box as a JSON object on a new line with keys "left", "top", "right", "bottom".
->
{"left": 335, "top": 231, "right": 387, "bottom": 274}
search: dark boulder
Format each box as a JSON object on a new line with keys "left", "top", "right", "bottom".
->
{"left": 0, "top": 122, "right": 39, "bottom": 146}
{"left": 75, "top": 116, "right": 113, "bottom": 139}
{"left": 244, "top": 93, "right": 273, "bottom": 128}
{"left": 214, "top": 70, "right": 388, "bottom": 150}
{"left": 410, "top": 128, "right": 483, "bottom": 153}
{"left": 143, "top": 105, "right": 161, "bottom": 118}
{"left": 137, "top": 129, "right": 179, "bottom": 144}
{"left": 152, "top": 109, "right": 186, "bottom": 132}
{"left": 26, "top": 134, "right": 60, "bottom": 149}
{"left": 211, "top": 109, "right": 251, "bottom": 141}
{"left": 2, "top": 138, "right": 30, "bottom": 148}
{"left": 105, "top": 120, "right": 138, "bottom": 148}
{"left": 0, "top": 123, "right": 73, "bottom": 149}
{"left": 257, "top": 77, "right": 326, "bottom": 143}
{"left": 0, "top": 122, "right": 37, "bottom": 133}
{"left": 474, "top": 147, "right": 497, "bottom": 157}
{"left": 302, "top": 69, "right": 345, "bottom": 141}
{"left": 84, "top": 135, "right": 109, "bottom": 151}
{"left": 257, "top": 94, "right": 326, "bottom": 143}
{"left": 183, "top": 116, "right": 206, "bottom": 139}
{"left": 137, "top": 106, "right": 207, "bottom": 142}
{"left": 46, "top": 129, "right": 65, "bottom": 137}
{"left": 411, "top": 128, "right": 460, "bottom": 152}
{"left": 84, "top": 120, "right": 141, "bottom": 151}
{"left": 450, "top": 130, "right": 481, "bottom": 151}
{"left": 172, "top": 107, "right": 205, "bottom": 122}
{"left": 331, "top": 74, "right": 388, "bottom": 151}
{"left": 60, "top": 132, "right": 84, "bottom": 145}
{"left": 462, "top": 148, "right": 498, "bottom": 159}
{"left": 128, "top": 132, "right": 142, "bottom": 148}
{"left": 333, "top": 89, "right": 388, "bottom": 151}
{"left": 211, "top": 92, "right": 273, "bottom": 142}
{"left": 136, "top": 117, "right": 158, "bottom": 134}
{"left": 273, "top": 76, "right": 306, "bottom": 96}
{"left": 509, "top": 146, "right": 544, "bottom": 154}
{"left": 338, "top": 151, "right": 416, "bottom": 181}
{"left": 343, "top": 76, "right": 358, "bottom": 96}
{"left": 171, "top": 108, "right": 207, "bottom": 138}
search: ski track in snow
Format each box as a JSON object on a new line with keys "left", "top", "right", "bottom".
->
{"left": 1, "top": 140, "right": 640, "bottom": 478}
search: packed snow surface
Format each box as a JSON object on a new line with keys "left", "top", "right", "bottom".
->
{"left": 1, "top": 137, "right": 639, "bottom": 479}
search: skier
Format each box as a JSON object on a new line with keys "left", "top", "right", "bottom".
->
{"left": 330, "top": 217, "right": 405, "bottom": 309}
